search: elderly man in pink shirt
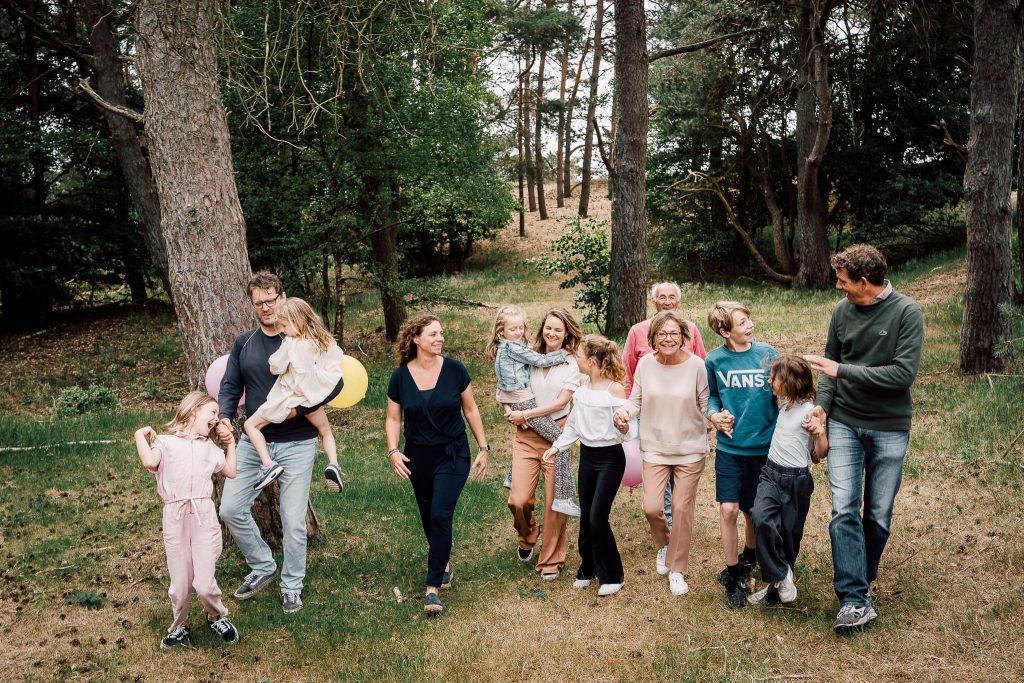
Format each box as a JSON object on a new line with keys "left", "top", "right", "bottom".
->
{"left": 622, "top": 281, "right": 707, "bottom": 528}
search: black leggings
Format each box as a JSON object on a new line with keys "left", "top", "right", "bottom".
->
{"left": 406, "top": 441, "right": 470, "bottom": 587}
{"left": 577, "top": 443, "right": 626, "bottom": 584}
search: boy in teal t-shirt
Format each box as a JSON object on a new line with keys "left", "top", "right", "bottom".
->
{"left": 705, "top": 301, "right": 779, "bottom": 608}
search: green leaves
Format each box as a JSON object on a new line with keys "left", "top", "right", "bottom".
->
{"left": 528, "top": 217, "right": 610, "bottom": 332}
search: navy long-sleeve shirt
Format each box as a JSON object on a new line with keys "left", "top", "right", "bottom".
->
{"left": 218, "top": 328, "right": 341, "bottom": 443}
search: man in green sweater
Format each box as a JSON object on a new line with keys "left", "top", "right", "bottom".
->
{"left": 803, "top": 244, "right": 924, "bottom": 632}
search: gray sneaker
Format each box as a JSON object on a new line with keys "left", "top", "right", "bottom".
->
{"left": 833, "top": 603, "right": 878, "bottom": 630}
{"left": 282, "top": 591, "right": 303, "bottom": 613}
{"left": 253, "top": 463, "right": 284, "bottom": 491}
{"left": 233, "top": 571, "right": 275, "bottom": 600}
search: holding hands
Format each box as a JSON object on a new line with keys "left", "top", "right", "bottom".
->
{"left": 612, "top": 408, "right": 630, "bottom": 434}
{"left": 709, "top": 410, "right": 735, "bottom": 439}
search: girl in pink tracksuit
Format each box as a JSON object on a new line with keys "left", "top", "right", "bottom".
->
{"left": 134, "top": 391, "right": 240, "bottom": 650}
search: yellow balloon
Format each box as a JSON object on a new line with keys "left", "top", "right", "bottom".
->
{"left": 327, "top": 355, "right": 369, "bottom": 408}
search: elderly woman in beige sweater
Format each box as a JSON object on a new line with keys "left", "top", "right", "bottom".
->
{"left": 613, "top": 310, "right": 709, "bottom": 597}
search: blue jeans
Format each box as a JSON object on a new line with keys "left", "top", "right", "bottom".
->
{"left": 220, "top": 436, "right": 317, "bottom": 593}
{"left": 827, "top": 419, "right": 909, "bottom": 607}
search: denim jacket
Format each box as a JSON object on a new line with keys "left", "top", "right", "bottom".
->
{"left": 494, "top": 340, "right": 568, "bottom": 392}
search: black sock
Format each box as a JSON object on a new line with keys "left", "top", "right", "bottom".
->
{"left": 741, "top": 546, "right": 756, "bottom": 563}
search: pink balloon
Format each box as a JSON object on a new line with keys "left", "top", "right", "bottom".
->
{"left": 621, "top": 439, "right": 643, "bottom": 489}
{"left": 205, "top": 354, "right": 244, "bottom": 404}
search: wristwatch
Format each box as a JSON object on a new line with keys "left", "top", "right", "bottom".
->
{"left": 479, "top": 444, "right": 491, "bottom": 452}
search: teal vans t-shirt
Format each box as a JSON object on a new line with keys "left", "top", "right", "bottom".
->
{"left": 705, "top": 341, "right": 778, "bottom": 457}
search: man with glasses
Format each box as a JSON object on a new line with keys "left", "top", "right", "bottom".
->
{"left": 622, "top": 282, "right": 707, "bottom": 530}
{"left": 216, "top": 271, "right": 342, "bottom": 614}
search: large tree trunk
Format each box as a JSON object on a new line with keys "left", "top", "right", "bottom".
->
{"left": 134, "top": 0, "right": 255, "bottom": 387}
{"left": 524, "top": 47, "right": 538, "bottom": 213}
{"left": 534, "top": 46, "right": 549, "bottom": 220}
{"left": 961, "top": 0, "right": 1019, "bottom": 373}
{"left": 1017, "top": 59, "right": 1024, "bottom": 304}
{"left": 517, "top": 57, "right": 526, "bottom": 236}
{"left": 556, "top": 4, "right": 569, "bottom": 209}
{"left": 793, "top": 0, "right": 835, "bottom": 290}
{"left": 79, "top": 0, "right": 172, "bottom": 301}
{"left": 578, "top": 0, "right": 603, "bottom": 218}
{"left": 362, "top": 175, "right": 407, "bottom": 340}
{"left": 606, "top": 0, "right": 647, "bottom": 335}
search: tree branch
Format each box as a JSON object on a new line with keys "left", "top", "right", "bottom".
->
{"left": 648, "top": 27, "right": 766, "bottom": 64}
{"left": 932, "top": 118, "right": 967, "bottom": 169}
{"left": 684, "top": 172, "right": 795, "bottom": 284}
{"left": 75, "top": 77, "right": 144, "bottom": 124}
{"left": 593, "top": 115, "right": 614, "bottom": 176}
{"left": 0, "top": 0, "right": 94, "bottom": 67}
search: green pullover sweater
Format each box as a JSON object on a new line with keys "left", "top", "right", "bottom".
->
{"left": 816, "top": 290, "right": 924, "bottom": 432}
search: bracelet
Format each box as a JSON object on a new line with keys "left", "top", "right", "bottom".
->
{"left": 386, "top": 448, "right": 400, "bottom": 458}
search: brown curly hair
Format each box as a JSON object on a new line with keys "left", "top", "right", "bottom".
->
{"left": 579, "top": 334, "right": 625, "bottom": 382}
{"left": 395, "top": 314, "right": 441, "bottom": 364}
{"left": 831, "top": 244, "right": 887, "bottom": 285}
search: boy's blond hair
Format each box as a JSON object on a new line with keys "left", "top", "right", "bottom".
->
{"left": 708, "top": 301, "right": 751, "bottom": 338}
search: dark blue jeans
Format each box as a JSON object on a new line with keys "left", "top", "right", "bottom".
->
{"left": 827, "top": 419, "right": 909, "bottom": 607}
{"left": 406, "top": 442, "right": 470, "bottom": 587}
{"left": 577, "top": 443, "right": 626, "bottom": 584}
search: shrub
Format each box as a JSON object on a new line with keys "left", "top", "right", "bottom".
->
{"left": 64, "top": 589, "right": 107, "bottom": 610}
{"left": 55, "top": 384, "right": 119, "bottom": 417}
{"left": 528, "top": 217, "right": 610, "bottom": 332}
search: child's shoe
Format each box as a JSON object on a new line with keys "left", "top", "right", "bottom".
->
{"left": 724, "top": 570, "right": 748, "bottom": 609}
{"left": 324, "top": 463, "right": 344, "bottom": 493}
{"left": 208, "top": 616, "right": 239, "bottom": 644}
{"left": 572, "top": 577, "right": 594, "bottom": 589}
{"left": 253, "top": 462, "right": 284, "bottom": 491}
{"left": 777, "top": 566, "right": 797, "bottom": 603}
{"left": 747, "top": 583, "right": 780, "bottom": 606}
{"left": 668, "top": 572, "right": 689, "bottom": 596}
{"left": 160, "top": 625, "right": 191, "bottom": 649}
{"left": 597, "top": 582, "right": 623, "bottom": 596}
{"left": 503, "top": 465, "right": 513, "bottom": 489}
{"left": 551, "top": 498, "right": 581, "bottom": 517}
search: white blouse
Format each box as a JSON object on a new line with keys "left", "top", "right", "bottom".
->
{"left": 552, "top": 383, "right": 635, "bottom": 451}
{"left": 529, "top": 355, "right": 582, "bottom": 421}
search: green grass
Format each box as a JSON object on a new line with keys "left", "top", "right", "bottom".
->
{"left": 2, "top": 245, "right": 1023, "bottom": 681}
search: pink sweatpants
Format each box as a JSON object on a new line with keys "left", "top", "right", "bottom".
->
{"left": 162, "top": 498, "right": 228, "bottom": 630}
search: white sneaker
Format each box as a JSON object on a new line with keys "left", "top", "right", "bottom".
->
{"left": 551, "top": 498, "right": 581, "bottom": 517}
{"left": 572, "top": 578, "right": 593, "bottom": 589}
{"left": 747, "top": 584, "right": 773, "bottom": 606}
{"left": 669, "top": 572, "right": 689, "bottom": 596}
{"left": 777, "top": 566, "right": 797, "bottom": 603}
{"left": 597, "top": 582, "right": 623, "bottom": 597}
{"left": 655, "top": 546, "right": 669, "bottom": 575}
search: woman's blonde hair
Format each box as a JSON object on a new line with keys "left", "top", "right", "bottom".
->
{"left": 579, "top": 334, "right": 625, "bottom": 382}
{"left": 164, "top": 391, "right": 218, "bottom": 436}
{"left": 532, "top": 307, "right": 583, "bottom": 355}
{"left": 395, "top": 314, "right": 441, "bottom": 364}
{"left": 769, "top": 354, "right": 816, "bottom": 409}
{"left": 276, "top": 297, "right": 334, "bottom": 353}
{"left": 486, "top": 304, "right": 527, "bottom": 360}
{"left": 647, "top": 310, "right": 692, "bottom": 349}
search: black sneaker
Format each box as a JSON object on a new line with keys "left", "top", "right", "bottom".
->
{"left": 725, "top": 574, "right": 748, "bottom": 609}
{"left": 160, "top": 625, "right": 190, "bottom": 649}
{"left": 253, "top": 463, "right": 284, "bottom": 491}
{"left": 424, "top": 592, "right": 443, "bottom": 613}
{"left": 324, "top": 464, "right": 344, "bottom": 493}
{"left": 208, "top": 616, "right": 239, "bottom": 644}
{"left": 739, "top": 547, "right": 758, "bottom": 579}
{"left": 233, "top": 571, "right": 275, "bottom": 600}
{"left": 282, "top": 591, "right": 303, "bottom": 614}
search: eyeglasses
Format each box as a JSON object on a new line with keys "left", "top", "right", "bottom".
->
{"left": 252, "top": 294, "right": 281, "bottom": 309}
{"left": 656, "top": 331, "right": 681, "bottom": 339}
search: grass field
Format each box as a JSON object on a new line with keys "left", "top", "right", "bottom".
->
{"left": 1, "top": 191, "right": 1023, "bottom": 681}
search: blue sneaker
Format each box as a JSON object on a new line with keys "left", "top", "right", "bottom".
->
{"left": 423, "top": 592, "right": 443, "bottom": 613}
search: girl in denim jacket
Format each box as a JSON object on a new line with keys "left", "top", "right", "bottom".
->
{"left": 487, "top": 305, "right": 580, "bottom": 516}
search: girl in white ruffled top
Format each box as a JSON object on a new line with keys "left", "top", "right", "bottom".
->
{"left": 544, "top": 335, "right": 635, "bottom": 596}
{"left": 244, "top": 297, "right": 344, "bottom": 491}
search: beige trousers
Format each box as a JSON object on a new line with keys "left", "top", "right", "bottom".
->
{"left": 642, "top": 459, "right": 706, "bottom": 574}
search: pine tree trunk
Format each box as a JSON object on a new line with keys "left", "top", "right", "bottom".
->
{"left": 606, "top": 0, "right": 648, "bottom": 335}
{"left": 794, "top": 0, "right": 835, "bottom": 290}
{"left": 362, "top": 176, "right": 407, "bottom": 341}
{"left": 518, "top": 58, "right": 527, "bottom": 235}
{"left": 555, "top": 4, "right": 570, "bottom": 209}
{"left": 134, "top": 0, "right": 254, "bottom": 388}
{"left": 534, "top": 47, "right": 549, "bottom": 220}
{"left": 579, "top": 0, "right": 603, "bottom": 218}
{"left": 563, "top": 38, "right": 589, "bottom": 200}
{"left": 961, "top": 0, "right": 1019, "bottom": 372}
{"left": 524, "top": 48, "right": 538, "bottom": 213}
{"left": 1017, "top": 64, "right": 1024, "bottom": 304}
{"left": 80, "top": 0, "right": 172, "bottom": 302}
